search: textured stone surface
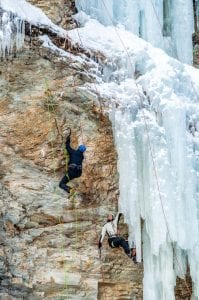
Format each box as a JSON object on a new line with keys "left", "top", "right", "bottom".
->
{"left": 0, "top": 14, "right": 143, "bottom": 300}
{"left": 0, "top": 1, "right": 196, "bottom": 299}
{"left": 27, "top": 0, "right": 77, "bottom": 30}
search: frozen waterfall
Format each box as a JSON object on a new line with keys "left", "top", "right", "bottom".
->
{"left": 76, "top": 0, "right": 194, "bottom": 64}
{"left": 68, "top": 14, "right": 199, "bottom": 300}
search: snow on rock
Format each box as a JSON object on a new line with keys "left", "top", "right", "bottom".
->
{"left": 76, "top": 0, "right": 194, "bottom": 64}
{"left": 39, "top": 35, "right": 83, "bottom": 64}
{"left": 68, "top": 15, "right": 199, "bottom": 300}
{"left": 0, "top": 0, "right": 67, "bottom": 58}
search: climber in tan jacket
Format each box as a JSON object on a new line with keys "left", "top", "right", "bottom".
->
{"left": 98, "top": 212, "right": 136, "bottom": 262}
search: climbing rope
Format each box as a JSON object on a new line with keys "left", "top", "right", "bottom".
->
{"left": 45, "top": 80, "right": 70, "bottom": 299}
{"left": 64, "top": 7, "right": 111, "bottom": 298}
{"left": 95, "top": 0, "right": 192, "bottom": 296}
{"left": 74, "top": 4, "right": 119, "bottom": 299}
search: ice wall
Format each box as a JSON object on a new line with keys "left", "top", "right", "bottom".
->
{"left": 68, "top": 16, "right": 199, "bottom": 299}
{"left": 75, "top": 0, "right": 194, "bottom": 64}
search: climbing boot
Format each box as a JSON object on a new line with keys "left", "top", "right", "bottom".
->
{"left": 65, "top": 185, "right": 71, "bottom": 193}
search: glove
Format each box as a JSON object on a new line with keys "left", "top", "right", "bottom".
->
{"left": 98, "top": 241, "right": 102, "bottom": 249}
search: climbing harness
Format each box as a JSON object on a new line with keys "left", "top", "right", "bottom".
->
{"left": 68, "top": 163, "right": 82, "bottom": 170}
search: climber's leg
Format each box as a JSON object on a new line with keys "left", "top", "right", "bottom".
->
{"left": 108, "top": 236, "right": 120, "bottom": 248}
{"left": 59, "top": 174, "right": 71, "bottom": 192}
{"left": 68, "top": 167, "right": 82, "bottom": 180}
{"left": 59, "top": 167, "right": 82, "bottom": 193}
{"left": 119, "top": 237, "right": 131, "bottom": 256}
{"left": 108, "top": 236, "right": 126, "bottom": 250}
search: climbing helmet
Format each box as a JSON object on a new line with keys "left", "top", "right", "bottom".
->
{"left": 78, "top": 145, "right": 87, "bottom": 153}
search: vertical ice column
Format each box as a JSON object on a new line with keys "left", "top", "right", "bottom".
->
{"left": 110, "top": 93, "right": 199, "bottom": 299}
{"left": 110, "top": 105, "right": 142, "bottom": 263}
{"left": 0, "top": 10, "right": 25, "bottom": 58}
{"left": 75, "top": 0, "right": 113, "bottom": 26}
{"left": 112, "top": 0, "right": 140, "bottom": 34}
{"left": 143, "top": 0, "right": 164, "bottom": 49}
{"left": 172, "top": 0, "right": 194, "bottom": 64}
{"left": 75, "top": 0, "right": 194, "bottom": 64}
{"left": 76, "top": 0, "right": 148, "bottom": 37}
{"left": 75, "top": 0, "right": 164, "bottom": 49}
{"left": 163, "top": 0, "right": 172, "bottom": 36}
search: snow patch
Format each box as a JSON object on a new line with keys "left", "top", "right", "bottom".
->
{"left": 39, "top": 35, "right": 83, "bottom": 64}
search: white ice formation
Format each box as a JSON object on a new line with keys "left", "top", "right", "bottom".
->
{"left": 0, "top": 0, "right": 66, "bottom": 58}
{"left": 76, "top": 0, "right": 194, "bottom": 64}
{"left": 68, "top": 13, "right": 199, "bottom": 300}
{"left": 196, "top": 0, "right": 199, "bottom": 30}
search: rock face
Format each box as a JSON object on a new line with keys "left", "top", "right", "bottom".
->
{"left": 0, "top": 2, "right": 144, "bottom": 299}
{"left": 0, "top": 1, "right": 195, "bottom": 299}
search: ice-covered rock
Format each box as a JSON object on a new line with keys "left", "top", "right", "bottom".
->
{"left": 68, "top": 16, "right": 199, "bottom": 300}
{"left": 76, "top": 0, "right": 194, "bottom": 64}
{"left": 0, "top": 0, "right": 67, "bottom": 58}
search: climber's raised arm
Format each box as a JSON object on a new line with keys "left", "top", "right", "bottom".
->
{"left": 65, "top": 135, "right": 73, "bottom": 154}
{"left": 113, "top": 212, "right": 122, "bottom": 226}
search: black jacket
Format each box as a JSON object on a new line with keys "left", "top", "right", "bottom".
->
{"left": 65, "top": 137, "right": 84, "bottom": 166}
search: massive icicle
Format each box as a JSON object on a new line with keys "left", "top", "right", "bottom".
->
{"left": 68, "top": 15, "right": 199, "bottom": 299}
{"left": 76, "top": 0, "right": 194, "bottom": 64}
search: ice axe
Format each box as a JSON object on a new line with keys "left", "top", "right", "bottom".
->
{"left": 63, "top": 127, "right": 71, "bottom": 138}
{"left": 98, "top": 248, "right": 102, "bottom": 260}
{"left": 54, "top": 118, "right": 71, "bottom": 142}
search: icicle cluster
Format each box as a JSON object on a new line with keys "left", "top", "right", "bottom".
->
{"left": 0, "top": 9, "right": 25, "bottom": 58}
{"left": 76, "top": 0, "right": 194, "bottom": 64}
{"left": 0, "top": 0, "right": 67, "bottom": 59}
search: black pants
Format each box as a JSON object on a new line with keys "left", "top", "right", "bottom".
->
{"left": 108, "top": 236, "right": 130, "bottom": 256}
{"left": 59, "top": 167, "right": 82, "bottom": 192}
